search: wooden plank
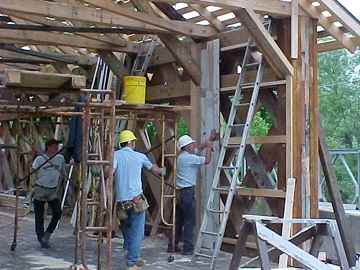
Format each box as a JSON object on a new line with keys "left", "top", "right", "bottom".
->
{"left": 199, "top": 39, "right": 220, "bottom": 234}
{"left": 190, "top": 4, "right": 224, "bottom": 32}
{"left": 229, "top": 135, "right": 287, "bottom": 145}
{"left": 319, "top": 130, "right": 356, "bottom": 266}
{"left": 279, "top": 178, "right": 296, "bottom": 268}
{"left": 0, "top": 29, "right": 138, "bottom": 52}
{"left": 239, "top": 225, "right": 318, "bottom": 268}
{"left": 236, "top": 187, "right": 286, "bottom": 198}
{"left": 0, "top": 0, "right": 183, "bottom": 35}
{"left": 255, "top": 222, "right": 332, "bottom": 270}
{"left": 309, "top": 20, "right": 319, "bottom": 218}
{"left": 328, "top": 221, "right": 350, "bottom": 270}
{"left": 229, "top": 222, "right": 253, "bottom": 270}
{"left": 4, "top": 69, "right": 86, "bottom": 89}
{"left": 291, "top": 0, "right": 299, "bottom": 59}
{"left": 255, "top": 224, "right": 271, "bottom": 270}
{"left": 299, "top": 0, "right": 357, "bottom": 53}
{"left": 318, "top": 0, "right": 360, "bottom": 38}
{"left": 153, "top": 0, "right": 294, "bottom": 16}
{"left": 82, "top": 0, "right": 216, "bottom": 38}
{"left": 234, "top": 8, "right": 294, "bottom": 77}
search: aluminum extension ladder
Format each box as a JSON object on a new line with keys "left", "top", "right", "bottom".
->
{"left": 131, "top": 36, "right": 158, "bottom": 76}
{"left": 193, "top": 20, "right": 272, "bottom": 270}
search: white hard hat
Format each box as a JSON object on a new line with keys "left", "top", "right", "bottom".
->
{"left": 177, "top": 135, "right": 196, "bottom": 150}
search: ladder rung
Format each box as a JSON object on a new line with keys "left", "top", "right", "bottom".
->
{"left": 234, "top": 102, "right": 250, "bottom": 107}
{"left": 219, "top": 166, "right": 239, "bottom": 170}
{"left": 86, "top": 226, "right": 108, "bottom": 232}
{"left": 163, "top": 195, "right": 175, "bottom": 198}
{"left": 230, "top": 123, "right": 246, "bottom": 128}
{"left": 245, "top": 62, "right": 259, "bottom": 68}
{"left": 201, "top": 230, "right": 219, "bottom": 236}
{"left": 87, "top": 160, "right": 110, "bottom": 165}
{"left": 224, "top": 144, "right": 243, "bottom": 148}
{"left": 208, "top": 208, "right": 225, "bottom": 214}
{"left": 194, "top": 252, "right": 212, "bottom": 259}
{"left": 212, "top": 186, "right": 230, "bottom": 192}
{"left": 164, "top": 153, "right": 176, "bottom": 157}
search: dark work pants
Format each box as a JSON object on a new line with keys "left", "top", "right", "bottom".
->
{"left": 175, "top": 188, "right": 195, "bottom": 252}
{"left": 33, "top": 199, "right": 62, "bottom": 241}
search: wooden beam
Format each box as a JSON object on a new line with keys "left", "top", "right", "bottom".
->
{"left": 132, "top": 0, "right": 201, "bottom": 85}
{"left": 318, "top": 0, "right": 360, "bottom": 38}
{"left": 0, "top": 29, "right": 139, "bottom": 52}
{"left": 299, "top": 0, "right": 358, "bottom": 53}
{"left": 319, "top": 130, "right": 356, "bottom": 267}
{"left": 190, "top": 4, "right": 224, "bottom": 32}
{"left": 291, "top": 0, "right": 299, "bottom": 59}
{"left": 317, "top": 38, "right": 360, "bottom": 53}
{"left": 97, "top": 50, "right": 128, "bottom": 80}
{"left": 234, "top": 8, "right": 294, "bottom": 77}
{"left": 82, "top": 0, "right": 216, "bottom": 38}
{"left": 236, "top": 187, "right": 286, "bottom": 198}
{"left": 4, "top": 69, "right": 86, "bottom": 89}
{"left": 0, "top": 45, "right": 95, "bottom": 66}
{"left": 152, "top": 0, "right": 294, "bottom": 16}
{"left": 6, "top": 11, "right": 127, "bottom": 47}
{"left": 0, "top": 0, "right": 182, "bottom": 35}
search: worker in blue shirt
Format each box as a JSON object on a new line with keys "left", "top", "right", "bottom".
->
{"left": 174, "top": 132, "right": 215, "bottom": 255}
{"left": 113, "top": 130, "right": 165, "bottom": 270}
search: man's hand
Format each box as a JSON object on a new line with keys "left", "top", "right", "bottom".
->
{"left": 69, "top": 158, "right": 75, "bottom": 166}
{"left": 209, "top": 129, "right": 219, "bottom": 142}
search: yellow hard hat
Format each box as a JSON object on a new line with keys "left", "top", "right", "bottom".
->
{"left": 119, "top": 130, "right": 137, "bottom": 144}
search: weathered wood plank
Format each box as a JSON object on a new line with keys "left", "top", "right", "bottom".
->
{"left": 4, "top": 69, "right": 86, "bottom": 89}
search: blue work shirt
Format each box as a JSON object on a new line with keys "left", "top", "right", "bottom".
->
{"left": 176, "top": 151, "right": 206, "bottom": 189}
{"left": 113, "top": 147, "right": 153, "bottom": 202}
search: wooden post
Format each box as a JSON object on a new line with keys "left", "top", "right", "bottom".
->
{"left": 319, "top": 130, "right": 356, "bottom": 267}
{"left": 199, "top": 39, "right": 220, "bottom": 233}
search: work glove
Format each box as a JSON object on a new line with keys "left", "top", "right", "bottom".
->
{"left": 159, "top": 167, "right": 167, "bottom": 177}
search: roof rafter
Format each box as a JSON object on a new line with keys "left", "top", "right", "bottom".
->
{"left": 152, "top": 0, "right": 294, "bottom": 16}
{"left": 189, "top": 4, "right": 225, "bottom": 32}
{"left": 299, "top": 0, "right": 358, "bottom": 53}
{"left": 234, "top": 8, "right": 293, "bottom": 77}
{"left": 0, "top": 29, "right": 139, "bottom": 52}
{"left": 81, "top": 0, "right": 216, "bottom": 38}
{"left": 0, "top": 0, "right": 184, "bottom": 36}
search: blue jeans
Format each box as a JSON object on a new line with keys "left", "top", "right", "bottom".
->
{"left": 175, "top": 188, "right": 195, "bottom": 252}
{"left": 121, "top": 210, "right": 145, "bottom": 267}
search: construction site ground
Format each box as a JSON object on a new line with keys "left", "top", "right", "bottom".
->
{"left": 0, "top": 206, "right": 231, "bottom": 270}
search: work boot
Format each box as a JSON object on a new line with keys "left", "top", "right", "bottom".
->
{"left": 136, "top": 258, "right": 145, "bottom": 267}
{"left": 41, "top": 232, "right": 51, "bottom": 248}
{"left": 126, "top": 266, "right": 140, "bottom": 270}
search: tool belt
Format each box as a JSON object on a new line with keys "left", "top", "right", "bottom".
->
{"left": 117, "top": 194, "right": 149, "bottom": 222}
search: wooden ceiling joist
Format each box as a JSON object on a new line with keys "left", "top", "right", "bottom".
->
{"left": 234, "top": 8, "right": 293, "bottom": 77}
{"left": 0, "top": 29, "right": 139, "bottom": 52}
{"left": 81, "top": 0, "right": 217, "bottom": 38}
{"left": 5, "top": 11, "right": 128, "bottom": 47}
{"left": 189, "top": 4, "right": 225, "bottom": 32}
{"left": 152, "top": 0, "right": 294, "bottom": 16}
{"left": 318, "top": 0, "right": 360, "bottom": 38}
{"left": 0, "top": 0, "right": 192, "bottom": 36}
{"left": 299, "top": 0, "right": 358, "bottom": 53}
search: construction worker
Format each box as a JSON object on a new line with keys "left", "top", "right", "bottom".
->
{"left": 32, "top": 139, "right": 65, "bottom": 248}
{"left": 113, "top": 130, "right": 165, "bottom": 270}
{"left": 174, "top": 132, "right": 215, "bottom": 255}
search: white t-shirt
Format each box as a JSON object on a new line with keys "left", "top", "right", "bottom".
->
{"left": 32, "top": 154, "right": 65, "bottom": 188}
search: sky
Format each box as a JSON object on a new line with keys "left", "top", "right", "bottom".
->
{"left": 338, "top": 0, "right": 360, "bottom": 19}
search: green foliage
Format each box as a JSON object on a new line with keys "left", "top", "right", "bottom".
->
{"left": 318, "top": 49, "right": 360, "bottom": 203}
{"left": 176, "top": 117, "right": 189, "bottom": 138}
{"left": 250, "top": 107, "right": 272, "bottom": 137}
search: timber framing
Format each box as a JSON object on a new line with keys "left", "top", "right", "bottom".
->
{"left": 0, "top": 1, "right": 360, "bottom": 269}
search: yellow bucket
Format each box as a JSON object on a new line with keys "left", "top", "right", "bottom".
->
{"left": 122, "top": 76, "right": 146, "bottom": 104}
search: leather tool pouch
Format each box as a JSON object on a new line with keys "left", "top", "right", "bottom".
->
{"left": 132, "top": 194, "right": 149, "bottom": 213}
